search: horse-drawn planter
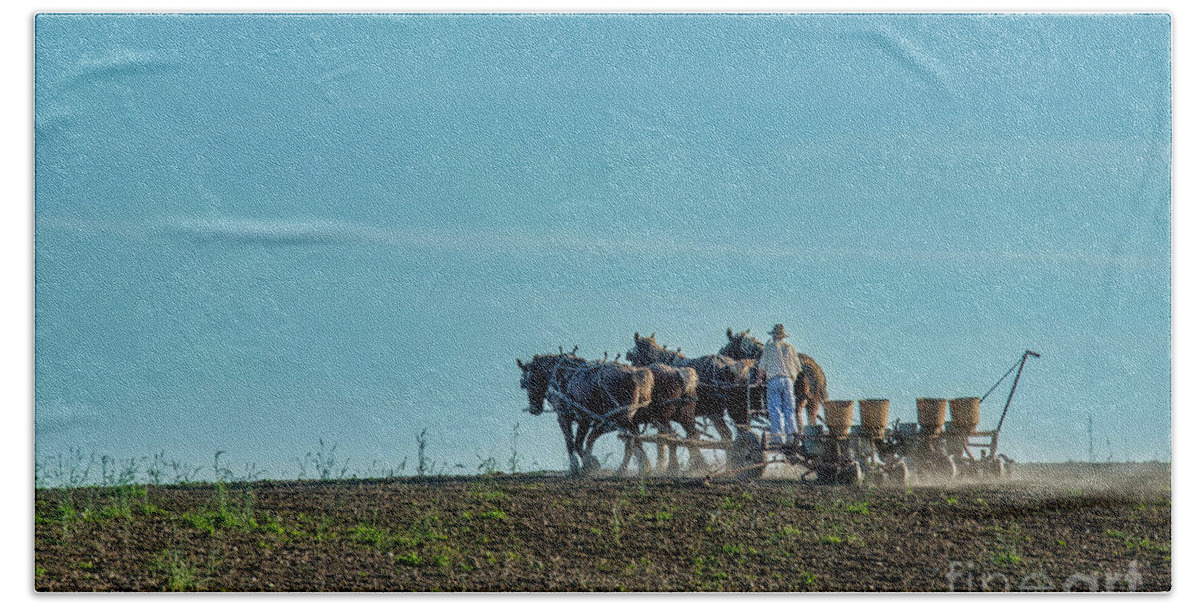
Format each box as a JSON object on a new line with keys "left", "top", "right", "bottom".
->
{"left": 700, "top": 349, "right": 1038, "bottom": 485}
{"left": 519, "top": 331, "right": 1038, "bottom": 487}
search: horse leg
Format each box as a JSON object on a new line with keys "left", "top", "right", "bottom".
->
{"left": 643, "top": 424, "right": 672, "bottom": 474}
{"left": 660, "top": 401, "right": 684, "bottom": 474}
{"left": 726, "top": 388, "right": 750, "bottom": 430}
{"left": 573, "top": 419, "right": 589, "bottom": 456}
{"left": 626, "top": 419, "right": 651, "bottom": 476}
{"left": 582, "top": 422, "right": 603, "bottom": 455}
{"left": 635, "top": 434, "right": 652, "bottom": 476}
{"left": 609, "top": 420, "right": 638, "bottom": 476}
{"left": 805, "top": 399, "right": 820, "bottom": 427}
{"left": 612, "top": 418, "right": 646, "bottom": 477}
{"left": 617, "top": 438, "right": 634, "bottom": 476}
{"left": 618, "top": 437, "right": 648, "bottom": 476}
{"left": 710, "top": 415, "right": 734, "bottom": 444}
{"left": 797, "top": 373, "right": 821, "bottom": 426}
{"left": 558, "top": 413, "right": 580, "bottom": 476}
{"left": 676, "top": 410, "right": 708, "bottom": 473}
{"left": 576, "top": 420, "right": 601, "bottom": 475}
{"left": 579, "top": 421, "right": 610, "bottom": 475}
{"left": 650, "top": 422, "right": 671, "bottom": 474}
{"left": 697, "top": 394, "right": 734, "bottom": 444}
{"left": 649, "top": 421, "right": 676, "bottom": 475}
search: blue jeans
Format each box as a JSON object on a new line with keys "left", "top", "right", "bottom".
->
{"left": 766, "top": 376, "right": 798, "bottom": 441}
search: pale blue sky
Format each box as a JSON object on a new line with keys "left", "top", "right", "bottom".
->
{"left": 34, "top": 13, "right": 1171, "bottom": 480}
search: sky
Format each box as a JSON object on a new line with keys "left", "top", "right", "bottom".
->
{"left": 33, "top": 13, "right": 1171, "bottom": 483}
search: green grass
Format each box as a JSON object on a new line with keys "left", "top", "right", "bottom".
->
{"left": 178, "top": 482, "right": 262, "bottom": 535}
{"left": 776, "top": 525, "right": 803, "bottom": 538}
{"left": 180, "top": 507, "right": 256, "bottom": 534}
{"left": 720, "top": 492, "right": 752, "bottom": 511}
{"left": 646, "top": 510, "right": 673, "bottom": 525}
{"left": 56, "top": 502, "right": 84, "bottom": 528}
{"left": 988, "top": 523, "right": 1025, "bottom": 567}
{"left": 341, "top": 511, "right": 468, "bottom": 571}
{"left": 842, "top": 501, "right": 870, "bottom": 515}
{"left": 152, "top": 550, "right": 203, "bottom": 592}
{"left": 797, "top": 571, "right": 819, "bottom": 589}
{"left": 478, "top": 508, "right": 507, "bottom": 520}
{"left": 50, "top": 485, "right": 161, "bottom": 532}
{"left": 349, "top": 523, "right": 387, "bottom": 547}
{"left": 692, "top": 555, "right": 729, "bottom": 584}
{"left": 1105, "top": 529, "right": 1170, "bottom": 553}
{"left": 610, "top": 498, "right": 628, "bottom": 547}
{"left": 138, "top": 503, "right": 165, "bottom": 516}
{"left": 258, "top": 513, "right": 288, "bottom": 537}
{"left": 992, "top": 549, "right": 1022, "bottom": 566}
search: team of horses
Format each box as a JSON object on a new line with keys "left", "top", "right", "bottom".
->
{"left": 517, "top": 330, "right": 827, "bottom": 476}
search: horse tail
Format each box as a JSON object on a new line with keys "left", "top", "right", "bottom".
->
{"left": 797, "top": 354, "right": 827, "bottom": 406}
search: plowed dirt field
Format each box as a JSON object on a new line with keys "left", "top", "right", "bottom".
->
{"left": 34, "top": 462, "right": 1170, "bottom": 592}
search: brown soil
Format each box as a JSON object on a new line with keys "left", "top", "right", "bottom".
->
{"left": 34, "top": 462, "right": 1170, "bottom": 592}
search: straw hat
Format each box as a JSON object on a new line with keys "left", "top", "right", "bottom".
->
{"left": 771, "top": 323, "right": 788, "bottom": 339}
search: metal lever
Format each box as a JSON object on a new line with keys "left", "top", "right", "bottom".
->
{"left": 991, "top": 349, "right": 1041, "bottom": 454}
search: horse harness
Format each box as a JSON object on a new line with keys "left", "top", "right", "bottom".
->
{"left": 543, "top": 356, "right": 635, "bottom": 432}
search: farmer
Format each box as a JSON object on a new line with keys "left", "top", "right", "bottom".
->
{"left": 757, "top": 323, "right": 803, "bottom": 447}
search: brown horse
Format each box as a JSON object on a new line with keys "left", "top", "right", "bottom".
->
{"left": 518, "top": 353, "right": 654, "bottom": 476}
{"left": 719, "top": 328, "right": 828, "bottom": 426}
{"left": 637, "top": 363, "right": 707, "bottom": 473}
{"left": 625, "top": 333, "right": 754, "bottom": 443}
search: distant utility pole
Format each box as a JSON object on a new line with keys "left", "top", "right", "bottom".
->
{"left": 1106, "top": 435, "right": 1113, "bottom": 463}
{"left": 1088, "top": 415, "right": 1095, "bottom": 463}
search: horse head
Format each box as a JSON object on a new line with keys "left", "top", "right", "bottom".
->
{"left": 517, "top": 355, "right": 554, "bottom": 415}
{"left": 628, "top": 332, "right": 682, "bottom": 366}
{"left": 719, "top": 328, "right": 764, "bottom": 360}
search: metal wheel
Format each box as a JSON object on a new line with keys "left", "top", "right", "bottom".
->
{"left": 864, "top": 468, "right": 884, "bottom": 486}
{"left": 921, "top": 454, "right": 957, "bottom": 480}
{"left": 889, "top": 459, "right": 911, "bottom": 487}
{"left": 998, "top": 455, "right": 1015, "bottom": 478}
{"left": 985, "top": 457, "right": 1007, "bottom": 479}
{"left": 938, "top": 454, "right": 958, "bottom": 479}
{"left": 814, "top": 467, "right": 836, "bottom": 485}
{"left": 839, "top": 461, "right": 864, "bottom": 486}
{"left": 727, "top": 432, "right": 765, "bottom": 480}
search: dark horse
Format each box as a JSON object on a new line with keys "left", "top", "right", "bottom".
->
{"left": 517, "top": 353, "right": 654, "bottom": 476}
{"left": 719, "top": 328, "right": 828, "bottom": 426}
{"left": 625, "top": 333, "right": 755, "bottom": 444}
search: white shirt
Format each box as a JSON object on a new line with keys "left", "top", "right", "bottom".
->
{"left": 758, "top": 339, "right": 801, "bottom": 381}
